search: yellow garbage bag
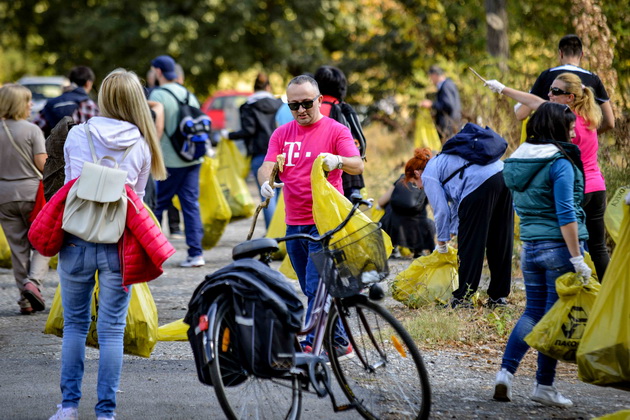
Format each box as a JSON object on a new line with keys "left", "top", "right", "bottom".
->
{"left": 44, "top": 279, "right": 158, "bottom": 358}
{"left": 0, "top": 225, "right": 11, "bottom": 268}
{"left": 414, "top": 108, "right": 441, "bottom": 151}
{"left": 279, "top": 254, "right": 298, "bottom": 280}
{"left": 265, "top": 190, "right": 287, "bottom": 259}
{"left": 157, "top": 318, "right": 189, "bottom": 341}
{"left": 577, "top": 205, "right": 630, "bottom": 389}
{"left": 594, "top": 409, "right": 630, "bottom": 420}
{"left": 525, "top": 272, "right": 600, "bottom": 363}
{"left": 216, "top": 139, "right": 255, "bottom": 219}
{"left": 311, "top": 156, "right": 393, "bottom": 267}
{"left": 199, "top": 156, "right": 232, "bottom": 249}
{"left": 391, "top": 247, "right": 459, "bottom": 308}
{"left": 519, "top": 118, "right": 528, "bottom": 144}
{"left": 604, "top": 185, "right": 629, "bottom": 244}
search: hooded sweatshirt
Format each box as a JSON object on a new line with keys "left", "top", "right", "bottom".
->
{"left": 228, "top": 91, "right": 283, "bottom": 156}
{"left": 64, "top": 117, "right": 152, "bottom": 199}
{"left": 503, "top": 142, "right": 588, "bottom": 242}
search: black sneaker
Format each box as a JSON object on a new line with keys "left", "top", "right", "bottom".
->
{"left": 486, "top": 297, "right": 508, "bottom": 309}
{"left": 442, "top": 297, "right": 474, "bottom": 309}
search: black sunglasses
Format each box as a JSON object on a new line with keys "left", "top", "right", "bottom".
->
{"left": 549, "top": 87, "right": 572, "bottom": 96}
{"left": 287, "top": 95, "right": 320, "bottom": 111}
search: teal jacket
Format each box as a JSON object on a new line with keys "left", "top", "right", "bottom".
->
{"left": 503, "top": 142, "right": 588, "bottom": 242}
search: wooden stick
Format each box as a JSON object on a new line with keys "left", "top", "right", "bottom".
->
{"left": 468, "top": 67, "right": 487, "bottom": 83}
{"left": 246, "top": 155, "right": 285, "bottom": 240}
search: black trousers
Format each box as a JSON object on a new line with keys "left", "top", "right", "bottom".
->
{"left": 455, "top": 172, "right": 514, "bottom": 300}
{"left": 582, "top": 190, "right": 609, "bottom": 281}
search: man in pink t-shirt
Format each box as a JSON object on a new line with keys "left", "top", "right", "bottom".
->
{"left": 258, "top": 75, "right": 362, "bottom": 350}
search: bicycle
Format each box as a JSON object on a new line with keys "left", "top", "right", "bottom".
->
{"left": 185, "top": 199, "right": 431, "bottom": 419}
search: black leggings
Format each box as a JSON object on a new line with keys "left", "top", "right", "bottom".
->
{"left": 582, "top": 190, "right": 609, "bottom": 281}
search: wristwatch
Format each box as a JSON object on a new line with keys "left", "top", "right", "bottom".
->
{"left": 336, "top": 157, "right": 343, "bottom": 170}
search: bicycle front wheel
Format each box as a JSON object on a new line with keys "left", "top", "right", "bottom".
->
{"left": 208, "top": 298, "right": 302, "bottom": 420}
{"left": 326, "top": 297, "right": 431, "bottom": 420}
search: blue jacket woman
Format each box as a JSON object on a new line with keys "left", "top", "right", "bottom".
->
{"left": 493, "top": 102, "right": 591, "bottom": 408}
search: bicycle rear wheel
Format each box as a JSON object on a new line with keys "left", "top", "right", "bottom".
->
{"left": 208, "top": 298, "right": 302, "bottom": 420}
{"left": 325, "top": 297, "right": 431, "bottom": 420}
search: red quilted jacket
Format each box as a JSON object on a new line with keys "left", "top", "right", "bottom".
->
{"left": 28, "top": 179, "right": 176, "bottom": 286}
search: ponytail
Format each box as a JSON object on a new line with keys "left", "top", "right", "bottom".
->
{"left": 556, "top": 73, "right": 602, "bottom": 130}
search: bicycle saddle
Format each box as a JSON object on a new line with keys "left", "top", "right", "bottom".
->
{"left": 232, "top": 238, "right": 280, "bottom": 260}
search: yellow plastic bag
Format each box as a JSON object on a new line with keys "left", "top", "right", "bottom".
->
{"left": 0, "top": 225, "right": 11, "bottom": 268}
{"left": 311, "top": 156, "right": 393, "bottom": 257}
{"left": 414, "top": 108, "right": 441, "bottom": 151}
{"left": 577, "top": 205, "right": 630, "bottom": 389}
{"left": 265, "top": 191, "right": 287, "bottom": 259}
{"left": 604, "top": 185, "right": 629, "bottom": 244}
{"left": 157, "top": 318, "right": 189, "bottom": 341}
{"left": 216, "top": 139, "right": 255, "bottom": 219}
{"left": 594, "top": 409, "right": 630, "bottom": 420}
{"left": 44, "top": 279, "right": 158, "bottom": 358}
{"left": 391, "top": 247, "right": 459, "bottom": 308}
{"left": 279, "top": 254, "right": 298, "bottom": 280}
{"left": 525, "top": 272, "right": 600, "bottom": 363}
{"left": 199, "top": 156, "right": 232, "bottom": 249}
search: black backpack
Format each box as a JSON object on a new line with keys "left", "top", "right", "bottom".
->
{"left": 440, "top": 123, "right": 507, "bottom": 185}
{"left": 160, "top": 88, "right": 212, "bottom": 162}
{"left": 326, "top": 101, "right": 367, "bottom": 159}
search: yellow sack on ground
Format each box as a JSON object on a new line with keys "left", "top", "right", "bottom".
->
{"left": 577, "top": 205, "right": 630, "bottom": 389}
{"left": 525, "top": 272, "right": 600, "bottom": 363}
{"left": 311, "top": 156, "right": 392, "bottom": 252}
{"left": 199, "top": 156, "right": 232, "bottom": 249}
{"left": 604, "top": 185, "right": 629, "bottom": 244}
{"left": 414, "top": 108, "right": 441, "bottom": 151}
{"left": 279, "top": 254, "right": 297, "bottom": 280}
{"left": 265, "top": 191, "right": 287, "bottom": 259}
{"left": 594, "top": 409, "right": 630, "bottom": 420}
{"left": 44, "top": 280, "right": 158, "bottom": 358}
{"left": 391, "top": 247, "right": 459, "bottom": 308}
{"left": 216, "top": 139, "right": 255, "bottom": 218}
{"left": 157, "top": 318, "right": 189, "bottom": 341}
{"left": 0, "top": 225, "right": 11, "bottom": 268}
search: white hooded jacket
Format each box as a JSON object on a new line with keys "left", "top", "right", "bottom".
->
{"left": 64, "top": 117, "right": 152, "bottom": 199}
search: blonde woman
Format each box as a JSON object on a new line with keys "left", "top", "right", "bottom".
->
{"left": 49, "top": 69, "right": 166, "bottom": 420}
{"left": 485, "top": 72, "right": 609, "bottom": 281}
{"left": 0, "top": 84, "right": 50, "bottom": 315}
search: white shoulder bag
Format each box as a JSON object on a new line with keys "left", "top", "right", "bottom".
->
{"left": 62, "top": 123, "right": 135, "bottom": 243}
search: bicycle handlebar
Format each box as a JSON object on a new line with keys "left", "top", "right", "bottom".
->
{"left": 274, "top": 198, "right": 373, "bottom": 247}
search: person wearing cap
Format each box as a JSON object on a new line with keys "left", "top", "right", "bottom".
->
{"left": 149, "top": 55, "right": 205, "bottom": 267}
{"left": 420, "top": 65, "right": 462, "bottom": 141}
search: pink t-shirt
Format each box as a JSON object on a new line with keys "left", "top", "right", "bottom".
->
{"left": 265, "top": 116, "right": 358, "bottom": 225}
{"left": 573, "top": 115, "right": 605, "bottom": 193}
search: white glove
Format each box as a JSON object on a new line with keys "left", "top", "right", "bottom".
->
{"left": 320, "top": 153, "right": 342, "bottom": 171}
{"left": 625, "top": 191, "right": 630, "bottom": 205}
{"left": 570, "top": 255, "right": 592, "bottom": 283}
{"left": 436, "top": 243, "right": 448, "bottom": 254}
{"left": 220, "top": 129, "right": 229, "bottom": 139}
{"left": 485, "top": 80, "right": 505, "bottom": 94}
{"left": 261, "top": 180, "right": 282, "bottom": 199}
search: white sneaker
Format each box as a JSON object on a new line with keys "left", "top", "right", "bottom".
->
{"left": 531, "top": 384, "right": 573, "bottom": 408}
{"left": 493, "top": 368, "right": 513, "bottom": 402}
{"left": 179, "top": 255, "right": 205, "bottom": 268}
{"left": 49, "top": 405, "right": 78, "bottom": 420}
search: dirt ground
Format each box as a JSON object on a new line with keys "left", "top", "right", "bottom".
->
{"left": 1, "top": 189, "right": 628, "bottom": 419}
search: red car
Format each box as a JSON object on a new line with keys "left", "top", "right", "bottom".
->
{"left": 201, "top": 90, "right": 251, "bottom": 132}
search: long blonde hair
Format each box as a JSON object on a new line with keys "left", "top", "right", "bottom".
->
{"left": 556, "top": 72, "right": 602, "bottom": 130}
{"left": 0, "top": 84, "right": 32, "bottom": 120}
{"left": 98, "top": 69, "right": 167, "bottom": 180}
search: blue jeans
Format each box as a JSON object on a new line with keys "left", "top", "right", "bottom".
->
{"left": 285, "top": 224, "right": 346, "bottom": 347}
{"left": 251, "top": 154, "right": 279, "bottom": 229}
{"left": 501, "top": 240, "right": 580, "bottom": 385}
{"left": 58, "top": 234, "right": 132, "bottom": 418}
{"left": 156, "top": 164, "right": 204, "bottom": 257}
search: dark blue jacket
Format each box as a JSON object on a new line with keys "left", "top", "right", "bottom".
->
{"left": 41, "top": 87, "right": 90, "bottom": 131}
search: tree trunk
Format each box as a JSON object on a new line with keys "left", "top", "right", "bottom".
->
{"left": 485, "top": 0, "right": 509, "bottom": 73}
